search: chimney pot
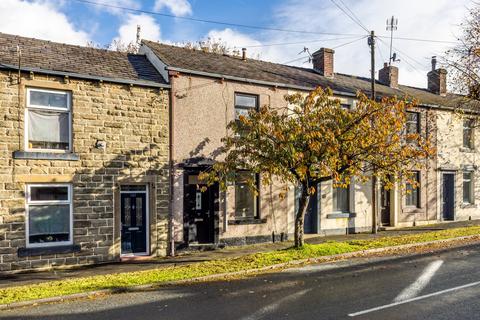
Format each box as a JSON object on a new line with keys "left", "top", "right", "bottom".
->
{"left": 312, "top": 48, "right": 335, "bottom": 78}
{"left": 431, "top": 56, "right": 437, "bottom": 71}
{"left": 378, "top": 63, "right": 399, "bottom": 88}
{"left": 427, "top": 57, "right": 447, "bottom": 96}
{"left": 242, "top": 48, "right": 247, "bottom": 61}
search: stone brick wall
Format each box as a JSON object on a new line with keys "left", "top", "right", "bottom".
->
{"left": 0, "top": 71, "right": 169, "bottom": 272}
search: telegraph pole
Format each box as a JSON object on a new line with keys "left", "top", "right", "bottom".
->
{"left": 368, "top": 30, "right": 378, "bottom": 234}
{"left": 369, "top": 30, "right": 375, "bottom": 99}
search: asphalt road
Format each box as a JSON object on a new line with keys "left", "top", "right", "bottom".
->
{"left": 2, "top": 244, "right": 480, "bottom": 320}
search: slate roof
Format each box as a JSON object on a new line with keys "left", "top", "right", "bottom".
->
{"left": 0, "top": 33, "right": 167, "bottom": 87}
{"left": 144, "top": 40, "right": 477, "bottom": 110}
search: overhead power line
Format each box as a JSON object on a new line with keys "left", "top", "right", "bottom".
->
{"left": 73, "top": 0, "right": 460, "bottom": 46}
{"left": 332, "top": 35, "right": 368, "bottom": 49}
{"left": 240, "top": 35, "right": 360, "bottom": 48}
{"left": 336, "top": 0, "right": 369, "bottom": 31}
{"left": 282, "top": 35, "right": 367, "bottom": 65}
{"left": 376, "top": 37, "right": 445, "bottom": 90}
{"left": 376, "top": 38, "right": 386, "bottom": 64}
{"left": 72, "top": 0, "right": 364, "bottom": 37}
{"left": 376, "top": 35, "right": 459, "bottom": 45}
{"left": 282, "top": 55, "right": 310, "bottom": 65}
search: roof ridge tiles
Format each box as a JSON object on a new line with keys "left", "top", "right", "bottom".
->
{"left": 0, "top": 32, "right": 166, "bottom": 86}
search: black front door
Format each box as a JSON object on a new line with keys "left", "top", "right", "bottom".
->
{"left": 442, "top": 173, "right": 455, "bottom": 221}
{"left": 295, "top": 186, "right": 318, "bottom": 234}
{"left": 304, "top": 194, "right": 318, "bottom": 234}
{"left": 380, "top": 185, "right": 391, "bottom": 226}
{"left": 121, "top": 192, "right": 147, "bottom": 254}
{"left": 184, "top": 175, "right": 217, "bottom": 244}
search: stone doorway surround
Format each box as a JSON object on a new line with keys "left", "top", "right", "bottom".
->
{"left": 113, "top": 176, "right": 158, "bottom": 259}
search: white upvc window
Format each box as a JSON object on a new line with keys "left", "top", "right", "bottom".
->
{"left": 234, "top": 93, "right": 258, "bottom": 120}
{"left": 26, "top": 184, "right": 73, "bottom": 248}
{"left": 463, "top": 119, "right": 474, "bottom": 150}
{"left": 234, "top": 171, "right": 260, "bottom": 219}
{"left": 333, "top": 183, "right": 350, "bottom": 213}
{"left": 25, "top": 88, "right": 72, "bottom": 152}
{"left": 463, "top": 171, "right": 474, "bottom": 204}
{"left": 405, "top": 171, "right": 421, "bottom": 208}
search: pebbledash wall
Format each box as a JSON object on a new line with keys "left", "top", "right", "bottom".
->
{"left": 0, "top": 71, "right": 170, "bottom": 271}
{"left": 169, "top": 73, "right": 377, "bottom": 245}
{"left": 170, "top": 74, "right": 293, "bottom": 246}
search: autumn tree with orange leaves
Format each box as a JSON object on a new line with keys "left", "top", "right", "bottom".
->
{"left": 201, "top": 88, "right": 434, "bottom": 247}
{"left": 445, "top": 3, "right": 480, "bottom": 100}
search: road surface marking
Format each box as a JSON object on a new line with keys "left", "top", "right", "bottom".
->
{"left": 239, "top": 288, "right": 311, "bottom": 320}
{"left": 348, "top": 280, "right": 480, "bottom": 317}
{"left": 394, "top": 260, "right": 444, "bottom": 302}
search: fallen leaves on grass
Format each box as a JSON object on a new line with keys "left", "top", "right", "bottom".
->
{"left": 1, "top": 226, "right": 480, "bottom": 305}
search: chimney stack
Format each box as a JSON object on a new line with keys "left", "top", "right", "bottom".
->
{"left": 427, "top": 56, "right": 447, "bottom": 96}
{"left": 312, "top": 48, "right": 335, "bottom": 78}
{"left": 242, "top": 48, "right": 247, "bottom": 61}
{"left": 136, "top": 25, "right": 141, "bottom": 46}
{"left": 378, "top": 62, "right": 399, "bottom": 88}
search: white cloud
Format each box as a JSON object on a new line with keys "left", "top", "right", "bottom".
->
{"left": 0, "top": 0, "right": 90, "bottom": 45}
{"left": 206, "top": 28, "right": 263, "bottom": 58}
{"left": 112, "top": 13, "right": 161, "bottom": 46}
{"left": 153, "top": 0, "right": 192, "bottom": 17}
{"left": 188, "top": 0, "right": 469, "bottom": 89}
{"left": 261, "top": 0, "right": 470, "bottom": 88}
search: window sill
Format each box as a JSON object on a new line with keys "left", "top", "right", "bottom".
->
{"left": 461, "top": 203, "right": 476, "bottom": 209}
{"left": 17, "top": 244, "right": 80, "bottom": 257}
{"left": 326, "top": 212, "right": 357, "bottom": 219}
{"left": 13, "top": 151, "right": 79, "bottom": 161}
{"left": 228, "top": 218, "right": 267, "bottom": 225}
{"left": 403, "top": 206, "right": 424, "bottom": 213}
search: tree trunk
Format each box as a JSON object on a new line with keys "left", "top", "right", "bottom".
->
{"left": 371, "top": 175, "right": 378, "bottom": 234}
{"left": 294, "top": 185, "right": 310, "bottom": 248}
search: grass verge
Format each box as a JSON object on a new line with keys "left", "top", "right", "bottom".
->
{"left": 2, "top": 226, "right": 480, "bottom": 305}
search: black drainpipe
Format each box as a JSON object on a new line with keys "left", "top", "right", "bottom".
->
{"left": 168, "top": 71, "right": 178, "bottom": 256}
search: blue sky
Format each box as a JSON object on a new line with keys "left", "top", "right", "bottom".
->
{"left": 0, "top": 0, "right": 473, "bottom": 88}
{"left": 63, "top": 0, "right": 278, "bottom": 45}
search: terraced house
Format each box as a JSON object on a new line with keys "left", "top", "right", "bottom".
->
{"left": 140, "top": 41, "right": 478, "bottom": 250}
{"left": 0, "top": 31, "right": 479, "bottom": 272}
{"left": 0, "top": 33, "right": 170, "bottom": 272}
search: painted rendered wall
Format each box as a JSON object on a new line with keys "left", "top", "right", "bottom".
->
{"left": 393, "top": 108, "right": 438, "bottom": 227}
{"left": 171, "top": 74, "right": 291, "bottom": 243}
{"left": 318, "top": 179, "right": 373, "bottom": 234}
{"left": 171, "top": 74, "right": 374, "bottom": 242}
{"left": 436, "top": 110, "right": 480, "bottom": 221}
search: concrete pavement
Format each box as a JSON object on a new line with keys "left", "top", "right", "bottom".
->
{"left": 1, "top": 242, "right": 480, "bottom": 319}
